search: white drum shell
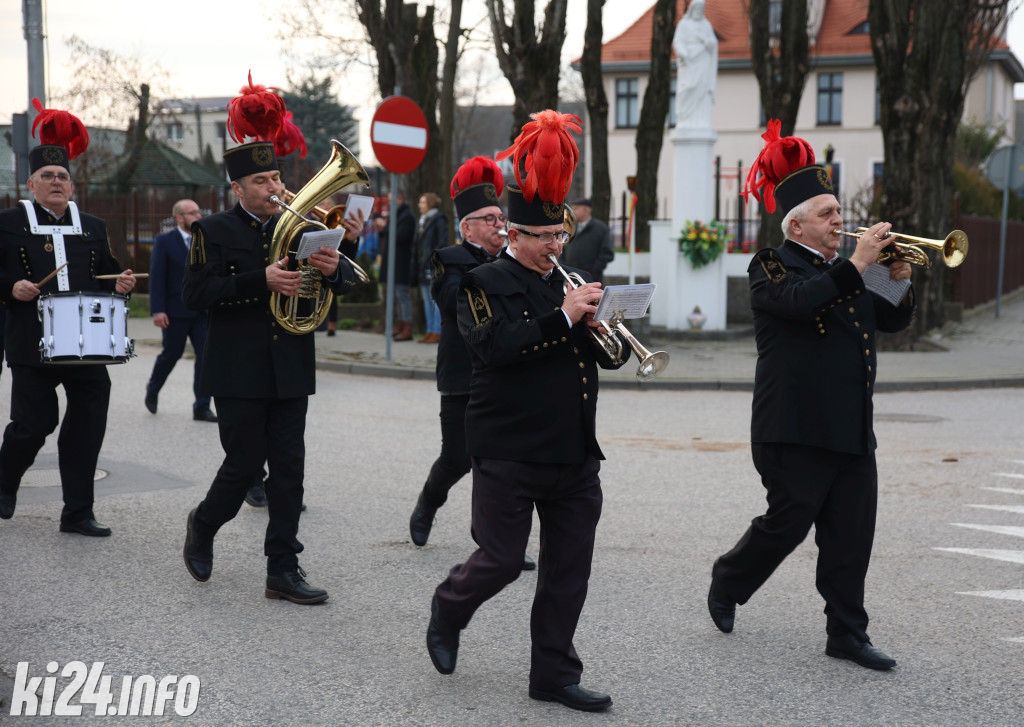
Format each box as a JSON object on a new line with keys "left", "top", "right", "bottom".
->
{"left": 37, "top": 292, "right": 135, "bottom": 364}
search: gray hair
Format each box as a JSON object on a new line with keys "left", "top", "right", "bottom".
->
{"left": 780, "top": 197, "right": 815, "bottom": 238}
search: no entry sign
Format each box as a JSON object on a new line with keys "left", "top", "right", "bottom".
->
{"left": 371, "top": 96, "right": 429, "bottom": 174}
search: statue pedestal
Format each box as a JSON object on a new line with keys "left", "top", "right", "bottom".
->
{"left": 649, "top": 220, "right": 727, "bottom": 331}
{"left": 671, "top": 126, "right": 718, "bottom": 237}
{"left": 648, "top": 125, "right": 725, "bottom": 331}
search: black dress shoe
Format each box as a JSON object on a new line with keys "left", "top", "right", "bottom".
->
{"left": 193, "top": 409, "right": 218, "bottom": 423}
{"left": 59, "top": 518, "right": 112, "bottom": 537}
{"left": 244, "top": 483, "right": 268, "bottom": 507}
{"left": 409, "top": 493, "right": 437, "bottom": 547}
{"left": 528, "top": 684, "right": 612, "bottom": 712}
{"left": 826, "top": 634, "right": 896, "bottom": 670}
{"left": 0, "top": 491, "right": 16, "bottom": 519}
{"left": 183, "top": 508, "right": 213, "bottom": 582}
{"left": 265, "top": 567, "right": 328, "bottom": 604}
{"left": 426, "top": 594, "right": 459, "bottom": 674}
{"left": 522, "top": 553, "right": 537, "bottom": 571}
{"left": 707, "top": 583, "right": 735, "bottom": 633}
{"left": 145, "top": 390, "right": 158, "bottom": 414}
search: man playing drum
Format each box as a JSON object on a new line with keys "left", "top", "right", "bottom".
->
{"left": 0, "top": 100, "right": 136, "bottom": 535}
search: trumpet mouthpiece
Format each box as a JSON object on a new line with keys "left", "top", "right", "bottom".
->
{"left": 498, "top": 229, "right": 508, "bottom": 237}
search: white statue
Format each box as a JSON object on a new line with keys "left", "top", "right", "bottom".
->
{"left": 673, "top": 0, "right": 718, "bottom": 129}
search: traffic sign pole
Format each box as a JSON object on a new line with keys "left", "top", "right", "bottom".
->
{"left": 372, "top": 91, "right": 429, "bottom": 359}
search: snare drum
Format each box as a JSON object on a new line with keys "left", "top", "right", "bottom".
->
{"left": 37, "top": 292, "right": 136, "bottom": 364}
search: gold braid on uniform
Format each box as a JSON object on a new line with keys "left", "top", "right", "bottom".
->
{"left": 190, "top": 226, "right": 208, "bottom": 266}
{"left": 756, "top": 249, "right": 787, "bottom": 284}
{"left": 464, "top": 285, "right": 492, "bottom": 326}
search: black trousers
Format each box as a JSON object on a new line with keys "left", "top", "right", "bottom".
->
{"left": 420, "top": 393, "right": 471, "bottom": 508}
{"left": 0, "top": 364, "right": 110, "bottom": 524}
{"left": 712, "top": 442, "right": 878, "bottom": 641}
{"left": 194, "top": 396, "right": 307, "bottom": 574}
{"left": 146, "top": 314, "right": 211, "bottom": 413}
{"left": 434, "top": 456, "right": 602, "bottom": 690}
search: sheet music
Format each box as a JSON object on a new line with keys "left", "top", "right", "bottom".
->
{"left": 344, "top": 194, "right": 374, "bottom": 224}
{"left": 594, "top": 284, "right": 657, "bottom": 321}
{"left": 296, "top": 229, "right": 345, "bottom": 260}
{"left": 861, "top": 263, "right": 912, "bottom": 307}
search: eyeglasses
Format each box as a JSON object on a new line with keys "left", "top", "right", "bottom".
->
{"left": 514, "top": 228, "right": 569, "bottom": 245}
{"left": 37, "top": 172, "right": 71, "bottom": 184}
{"left": 464, "top": 213, "right": 507, "bottom": 226}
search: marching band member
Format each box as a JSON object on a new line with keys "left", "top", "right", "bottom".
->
{"left": 707, "top": 120, "right": 915, "bottom": 670}
{"left": 407, "top": 155, "right": 534, "bottom": 571}
{"left": 180, "top": 74, "right": 362, "bottom": 604}
{"left": 426, "top": 111, "right": 627, "bottom": 712}
{"left": 0, "top": 99, "right": 135, "bottom": 534}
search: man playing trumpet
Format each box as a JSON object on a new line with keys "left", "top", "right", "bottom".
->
{"left": 425, "top": 111, "right": 627, "bottom": 712}
{"left": 707, "top": 120, "right": 915, "bottom": 670}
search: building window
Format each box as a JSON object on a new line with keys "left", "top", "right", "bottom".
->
{"left": 667, "top": 77, "right": 676, "bottom": 128}
{"left": 215, "top": 122, "right": 227, "bottom": 142}
{"left": 873, "top": 162, "right": 884, "bottom": 184}
{"left": 817, "top": 72, "right": 843, "bottom": 125}
{"left": 166, "top": 123, "right": 183, "bottom": 143}
{"left": 615, "top": 78, "right": 639, "bottom": 129}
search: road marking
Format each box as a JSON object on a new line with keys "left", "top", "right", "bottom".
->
{"left": 956, "top": 590, "right": 1024, "bottom": 602}
{"left": 994, "top": 472, "right": 1024, "bottom": 479}
{"left": 982, "top": 487, "right": 1024, "bottom": 495}
{"left": 935, "top": 547, "right": 1024, "bottom": 564}
{"left": 967, "top": 504, "right": 1024, "bottom": 514}
{"left": 951, "top": 523, "right": 1024, "bottom": 539}
{"left": 1003, "top": 637, "right": 1024, "bottom": 643}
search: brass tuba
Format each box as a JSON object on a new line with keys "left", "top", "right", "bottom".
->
{"left": 268, "top": 139, "right": 371, "bottom": 335}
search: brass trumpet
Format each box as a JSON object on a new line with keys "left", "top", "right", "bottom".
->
{"left": 282, "top": 190, "right": 348, "bottom": 229}
{"left": 833, "top": 227, "right": 968, "bottom": 268}
{"left": 546, "top": 254, "right": 670, "bottom": 382}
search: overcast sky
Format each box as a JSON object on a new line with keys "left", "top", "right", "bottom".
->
{"left": 3, "top": 1, "right": 1024, "bottom": 164}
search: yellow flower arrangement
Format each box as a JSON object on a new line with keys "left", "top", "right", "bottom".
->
{"left": 678, "top": 219, "right": 729, "bottom": 269}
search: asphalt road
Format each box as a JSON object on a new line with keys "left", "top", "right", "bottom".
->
{"left": 0, "top": 344, "right": 1022, "bottom": 726}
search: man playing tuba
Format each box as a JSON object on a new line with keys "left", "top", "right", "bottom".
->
{"left": 181, "top": 74, "right": 363, "bottom": 604}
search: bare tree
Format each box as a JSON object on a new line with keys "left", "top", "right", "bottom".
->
{"left": 632, "top": 0, "right": 676, "bottom": 251}
{"left": 747, "top": 0, "right": 810, "bottom": 248}
{"left": 486, "top": 0, "right": 569, "bottom": 142}
{"left": 580, "top": 0, "right": 611, "bottom": 223}
{"left": 438, "top": 0, "right": 465, "bottom": 241}
{"left": 870, "top": 0, "right": 1014, "bottom": 335}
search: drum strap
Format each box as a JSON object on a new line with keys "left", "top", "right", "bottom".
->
{"left": 20, "top": 201, "right": 82, "bottom": 292}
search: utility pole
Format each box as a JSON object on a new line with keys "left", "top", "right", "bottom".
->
{"left": 23, "top": 0, "right": 47, "bottom": 130}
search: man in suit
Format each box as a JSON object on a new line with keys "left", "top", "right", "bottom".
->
{"left": 145, "top": 199, "right": 216, "bottom": 422}
{"left": 707, "top": 120, "right": 915, "bottom": 670}
{"left": 562, "top": 198, "right": 614, "bottom": 283}
{"left": 426, "top": 111, "right": 627, "bottom": 712}
{"left": 407, "top": 156, "right": 535, "bottom": 571}
{"left": 180, "top": 80, "right": 363, "bottom": 604}
{"left": 0, "top": 101, "right": 136, "bottom": 535}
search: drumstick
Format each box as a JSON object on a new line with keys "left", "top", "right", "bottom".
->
{"left": 37, "top": 262, "right": 68, "bottom": 286}
{"left": 93, "top": 273, "right": 149, "bottom": 279}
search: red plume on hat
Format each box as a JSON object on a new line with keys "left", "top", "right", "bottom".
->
{"left": 450, "top": 156, "right": 504, "bottom": 198}
{"left": 741, "top": 119, "right": 815, "bottom": 214}
{"left": 226, "top": 71, "right": 287, "bottom": 143}
{"left": 274, "top": 111, "right": 307, "bottom": 159}
{"left": 496, "top": 110, "right": 582, "bottom": 204}
{"left": 31, "top": 98, "right": 89, "bottom": 159}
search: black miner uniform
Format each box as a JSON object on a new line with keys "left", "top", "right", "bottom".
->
{"left": 434, "top": 250, "right": 628, "bottom": 689}
{"left": 182, "top": 203, "right": 360, "bottom": 573}
{"left": 0, "top": 202, "right": 124, "bottom": 524}
{"left": 713, "top": 239, "right": 914, "bottom": 642}
{"left": 418, "top": 242, "right": 499, "bottom": 507}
